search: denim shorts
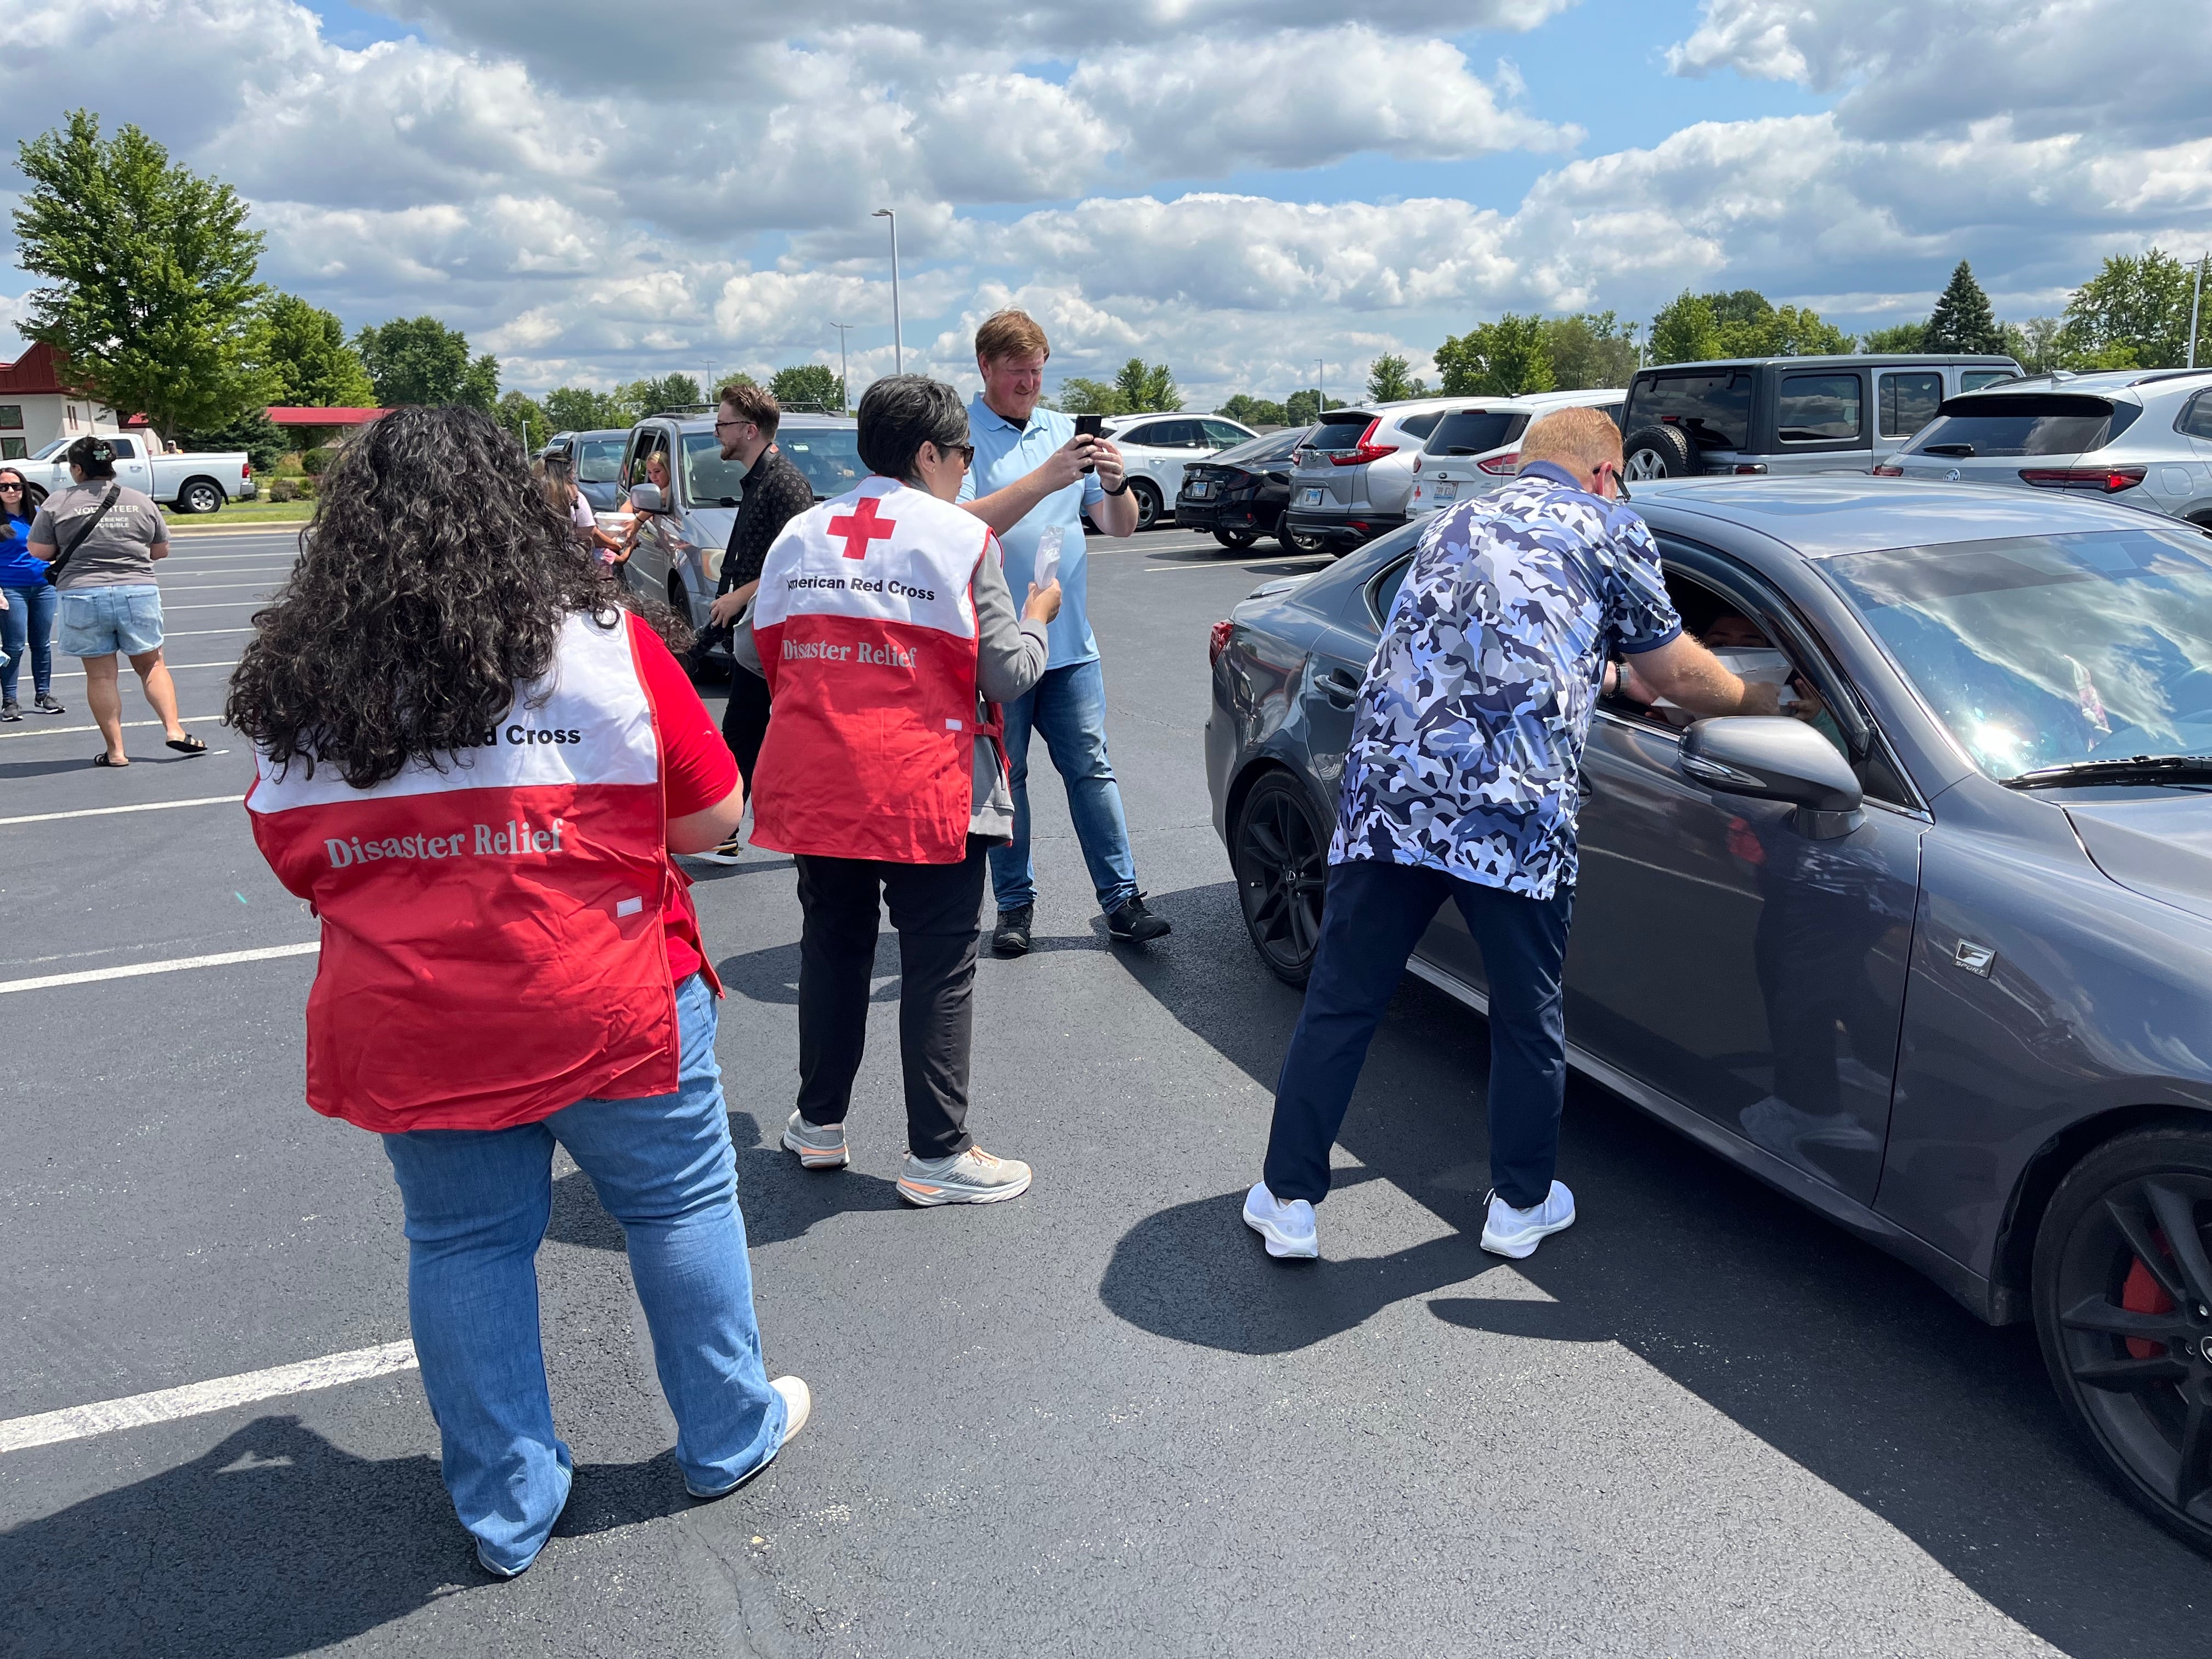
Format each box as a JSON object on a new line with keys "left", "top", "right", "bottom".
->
{"left": 57, "top": 584, "right": 164, "bottom": 657}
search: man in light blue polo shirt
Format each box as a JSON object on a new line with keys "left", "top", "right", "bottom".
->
{"left": 957, "top": 308, "right": 1170, "bottom": 955}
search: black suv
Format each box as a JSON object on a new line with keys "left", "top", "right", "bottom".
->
{"left": 1620, "top": 354, "right": 2022, "bottom": 482}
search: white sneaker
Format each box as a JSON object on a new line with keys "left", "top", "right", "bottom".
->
{"left": 781, "top": 1109, "right": 850, "bottom": 1170}
{"left": 896, "top": 1146, "right": 1032, "bottom": 1205}
{"left": 772, "top": 1375, "right": 811, "bottom": 1449}
{"left": 1479, "top": 1181, "right": 1576, "bottom": 1259}
{"left": 1242, "top": 1181, "right": 1318, "bottom": 1260}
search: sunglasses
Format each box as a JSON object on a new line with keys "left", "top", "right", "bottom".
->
{"left": 1599, "top": 462, "right": 1630, "bottom": 502}
{"left": 0, "top": 483, "right": 21, "bottom": 492}
{"left": 935, "top": 441, "right": 975, "bottom": 469}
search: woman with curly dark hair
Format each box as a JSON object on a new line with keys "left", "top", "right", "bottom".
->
{"left": 230, "top": 405, "right": 809, "bottom": 1579}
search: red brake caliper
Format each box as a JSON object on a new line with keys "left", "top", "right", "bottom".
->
{"left": 2123, "top": 1232, "right": 2176, "bottom": 1360}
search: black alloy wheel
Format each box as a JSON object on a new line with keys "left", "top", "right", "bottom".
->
{"left": 1214, "top": 528, "right": 1259, "bottom": 552}
{"left": 2034, "top": 1125, "right": 2212, "bottom": 1551}
{"left": 180, "top": 479, "right": 224, "bottom": 515}
{"left": 1622, "top": 424, "right": 1696, "bottom": 481}
{"left": 1278, "top": 524, "right": 1328, "bottom": 555}
{"left": 1232, "top": 770, "right": 1328, "bottom": 985}
{"left": 1128, "top": 478, "right": 1163, "bottom": 532}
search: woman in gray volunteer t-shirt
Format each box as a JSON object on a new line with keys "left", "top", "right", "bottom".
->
{"left": 27, "top": 435, "right": 205, "bottom": 767}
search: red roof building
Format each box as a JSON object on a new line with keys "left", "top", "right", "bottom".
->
{"left": 0, "top": 341, "right": 131, "bottom": 459}
{"left": 266, "top": 407, "right": 389, "bottom": 428}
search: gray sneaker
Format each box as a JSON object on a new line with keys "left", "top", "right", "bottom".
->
{"left": 897, "top": 1146, "right": 1032, "bottom": 1206}
{"left": 781, "top": 1110, "right": 850, "bottom": 1170}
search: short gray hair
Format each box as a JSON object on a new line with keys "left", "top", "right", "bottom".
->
{"left": 857, "top": 375, "right": 968, "bottom": 482}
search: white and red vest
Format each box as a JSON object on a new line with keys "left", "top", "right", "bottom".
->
{"left": 749, "top": 477, "right": 997, "bottom": 864}
{"left": 245, "top": 612, "right": 680, "bottom": 1133}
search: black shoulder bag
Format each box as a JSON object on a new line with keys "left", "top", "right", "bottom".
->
{"left": 43, "top": 485, "right": 125, "bottom": 588}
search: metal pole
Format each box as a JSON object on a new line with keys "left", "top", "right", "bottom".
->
{"left": 1315, "top": 357, "right": 1324, "bottom": 414}
{"left": 2190, "top": 253, "right": 2206, "bottom": 371}
{"left": 830, "top": 323, "right": 855, "bottom": 411}
{"left": 873, "top": 210, "right": 901, "bottom": 375}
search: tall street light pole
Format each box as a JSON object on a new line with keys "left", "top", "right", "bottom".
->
{"left": 830, "top": 322, "right": 856, "bottom": 412}
{"left": 872, "top": 208, "right": 902, "bottom": 375}
{"left": 2190, "top": 253, "right": 2207, "bottom": 371}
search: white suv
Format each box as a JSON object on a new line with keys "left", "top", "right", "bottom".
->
{"left": 1103, "top": 413, "right": 1260, "bottom": 531}
{"left": 1406, "top": 389, "right": 1627, "bottom": 520}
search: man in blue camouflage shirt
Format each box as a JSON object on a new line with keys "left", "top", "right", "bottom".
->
{"left": 1243, "top": 407, "right": 1782, "bottom": 1263}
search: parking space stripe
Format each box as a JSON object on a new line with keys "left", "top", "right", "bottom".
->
{"left": 0, "top": 794, "right": 238, "bottom": 827}
{"left": 159, "top": 582, "right": 284, "bottom": 592}
{"left": 53, "top": 660, "right": 239, "bottom": 681}
{"left": 0, "top": 1341, "right": 419, "bottom": 1454}
{"left": 0, "top": 715, "right": 224, "bottom": 741}
{"left": 0, "top": 941, "right": 319, "bottom": 996}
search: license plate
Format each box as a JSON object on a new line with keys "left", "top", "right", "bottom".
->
{"left": 1187, "top": 481, "right": 1212, "bottom": 499}
{"left": 1432, "top": 481, "right": 1457, "bottom": 500}
{"left": 1298, "top": 487, "right": 1323, "bottom": 506}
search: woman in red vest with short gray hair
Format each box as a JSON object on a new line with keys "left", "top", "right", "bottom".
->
{"left": 228, "top": 405, "right": 808, "bottom": 1579}
{"left": 737, "top": 374, "right": 1059, "bottom": 1204}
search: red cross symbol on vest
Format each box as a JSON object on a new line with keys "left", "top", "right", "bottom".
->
{"left": 828, "top": 496, "right": 898, "bottom": 561}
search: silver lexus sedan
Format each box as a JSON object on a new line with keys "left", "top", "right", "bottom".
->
{"left": 1205, "top": 476, "right": 2212, "bottom": 1550}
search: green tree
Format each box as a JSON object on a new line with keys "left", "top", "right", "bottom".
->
{"left": 617, "top": 374, "right": 702, "bottom": 417}
{"left": 1113, "top": 358, "right": 1182, "bottom": 412}
{"left": 1435, "top": 313, "right": 1555, "bottom": 396}
{"left": 2001, "top": 317, "right": 2065, "bottom": 375}
{"left": 1365, "top": 353, "right": 1426, "bottom": 401}
{"left": 1058, "top": 377, "right": 1131, "bottom": 415}
{"left": 172, "top": 407, "right": 289, "bottom": 473}
{"left": 1860, "top": 321, "right": 1927, "bottom": 353}
{"left": 261, "top": 294, "right": 375, "bottom": 407}
{"left": 1283, "top": 388, "right": 1347, "bottom": 425}
{"left": 543, "top": 386, "right": 633, "bottom": 431}
{"left": 1923, "top": 262, "right": 2005, "bottom": 354}
{"left": 2060, "top": 249, "right": 2204, "bottom": 369}
{"left": 356, "top": 315, "right": 498, "bottom": 409}
{"left": 771, "top": 364, "right": 844, "bottom": 411}
{"left": 1218, "top": 393, "right": 1288, "bottom": 426}
{"left": 1542, "top": 312, "right": 1639, "bottom": 391}
{"left": 12, "top": 110, "right": 272, "bottom": 436}
{"left": 1762, "top": 305, "right": 1852, "bottom": 356}
{"left": 1648, "top": 292, "right": 1723, "bottom": 364}
{"left": 495, "top": 389, "right": 548, "bottom": 449}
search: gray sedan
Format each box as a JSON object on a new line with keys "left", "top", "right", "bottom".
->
{"left": 1205, "top": 476, "right": 2212, "bottom": 1550}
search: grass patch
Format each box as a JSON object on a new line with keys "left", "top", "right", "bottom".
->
{"left": 163, "top": 499, "right": 314, "bottom": 527}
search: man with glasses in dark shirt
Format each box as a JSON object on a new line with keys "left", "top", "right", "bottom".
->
{"left": 696, "top": 381, "right": 819, "bottom": 864}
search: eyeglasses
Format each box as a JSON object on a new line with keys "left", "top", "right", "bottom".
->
{"left": 934, "top": 442, "right": 975, "bottom": 469}
{"left": 0, "top": 483, "right": 21, "bottom": 493}
{"left": 1599, "top": 462, "right": 1630, "bottom": 502}
{"left": 713, "top": 416, "right": 755, "bottom": 433}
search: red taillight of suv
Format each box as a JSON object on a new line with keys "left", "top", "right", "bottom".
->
{"left": 1209, "top": 619, "right": 1234, "bottom": 666}
{"left": 1476, "top": 452, "right": 1519, "bottom": 476}
{"left": 1870, "top": 464, "right": 1903, "bottom": 477}
{"left": 1330, "top": 419, "right": 1397, "bottom": 467}
{"left": 2019, "top": 466, "right": 2146, "bottom": 494}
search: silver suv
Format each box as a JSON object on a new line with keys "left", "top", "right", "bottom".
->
{"left": 1884, "top": 369, "right": 2212, "bottom": 527}
{"left": 1283, "top": 398, "right": 1501, "bottom": 551}
{"left": 1406, "top": 388, "right": 1626, "bottom": 520}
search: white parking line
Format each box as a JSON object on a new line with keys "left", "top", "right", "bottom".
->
{"left": 0, "top": 794, "right": 236, "bottom": 827}
{"left": 0, "top": 1341, "right": 417, "bottom": 1454}
{"left": 1141, "top": 554, "right": 1330, "bottom": 574}
{"left": 0, "top": 940, "right": 318, "bottom": 996}
{"left": 159, "top": 582, "right": 283, "bottom": 593}
{"left": 0, "top": 715, "right": 223, "bottom": 741}
{"left": 53, "top": 660, "right": 238, "bottom": 682}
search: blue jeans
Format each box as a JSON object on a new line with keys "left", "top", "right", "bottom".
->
{"left": 0, "top": 583, "right": 56, "bottom": 701}
{"left": 381, "top": 974, "right": 786, "bottom": 1575}
{"left": 990, "top": 658, "right": 1139, "bottom": 914}
{"left": 1262, "top": 859, "right": 1575, "bottom": 1211}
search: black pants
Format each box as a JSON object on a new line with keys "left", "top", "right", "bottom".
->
{"left": 723, "top": 665, "right": 772, "bottom": 790}
{"left": 795, "top": 837, "right": 989, "bottom": 1161}
{"left": 1262, "top": 859, "right": 1574, "bottom": 1210}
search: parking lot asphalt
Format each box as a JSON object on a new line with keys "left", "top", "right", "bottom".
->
{"left": 4, "top": 522, "right": 2209, "bottom": 1657}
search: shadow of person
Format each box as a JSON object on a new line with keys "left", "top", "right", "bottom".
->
{"left": 715, "top": 939, "right": 903, "bottom": 1009}
{"left": 725, "top": 1107, "right": 907, "bottom": 1249}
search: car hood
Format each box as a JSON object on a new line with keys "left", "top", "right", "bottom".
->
{"left": 2066, "top": 795, "right": 2212, "bottom": 922}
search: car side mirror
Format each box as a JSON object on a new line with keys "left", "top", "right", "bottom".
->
{"left": 627, "top": 483, "right": 665, "bottom": 513}
{"left": 1679, "top": 716, "right": 1864, "bottom": 839}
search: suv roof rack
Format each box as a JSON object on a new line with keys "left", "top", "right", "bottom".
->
{"left": 2129, "top": 368, "right": 2212, "bottom": 387}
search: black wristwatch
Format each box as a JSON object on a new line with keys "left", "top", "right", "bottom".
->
{"left": 1102, "top": 478, "right": 1130, "bottom": 496}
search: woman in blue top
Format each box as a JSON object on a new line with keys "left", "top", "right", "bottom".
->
{"left": 0, "top": 466, "right": 63, "bottom": 720}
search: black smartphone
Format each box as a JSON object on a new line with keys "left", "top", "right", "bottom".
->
{"left": 1074, "top": 414, "right": 1104, "bottom": 473}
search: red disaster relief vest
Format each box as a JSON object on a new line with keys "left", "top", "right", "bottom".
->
{"left": 749, "top": 477, "right": 998, "bottom": 864}
{"left": 246, "top": 613, "right": 681, "bottom": 1133}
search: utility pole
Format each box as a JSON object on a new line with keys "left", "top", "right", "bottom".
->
{"left": 1314, "top": 357, "right": 1325, "bottom": 415}
{"left": 872, "top": 209, "right": 902, "bottom": 375}
{"left": 830, "top": 323, "right": 856, "bottom": 412}
{"left": 2190, "top": 253, "right": 2207, "bottom": 371}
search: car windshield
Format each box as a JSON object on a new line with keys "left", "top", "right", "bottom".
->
{"left": 1906, "top": 394, "right": 2137, "bottom": 457}
{"left": 574, "top": 438, "right": 624, "bottom": 484}
{"left": 777, "top": 427, "right": 863, "bottom": 498}
{"left": 1425, "top": 409, "right": 1523, "bottom": 456}
{"left": 1827, "top": 527, "right": 2212, "bottom": 779}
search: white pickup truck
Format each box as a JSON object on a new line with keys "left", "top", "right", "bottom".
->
{"left": 14, "top": 428, "right": 257, "bottom": 515}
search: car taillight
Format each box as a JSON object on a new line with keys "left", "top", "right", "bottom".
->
{"left": 1476, "top": 452, "right": 1519, "bottom": 476}
{"left": 1330, "top": 419, "right": 1397, "bottom": 466}
{"left": 1729, "top": 462, "right": 1768, "bottom": 475}
{"left": 1871, "top": 464, "right": 1903, "bottom": 477}
{"left": 2019, "top": 466, "right": 2146, "bottom": 493}
{"left": 1209, "top": 619, "right": 1234, "bottom": 665}
{"left": 242, "top": 462, "right": 253, "bottom": 478}
{"left": 1411, "top": 455, "right": 1421, "bottom": 473}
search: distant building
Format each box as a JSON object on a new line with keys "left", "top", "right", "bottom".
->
{"left": 268, "top": 406, "right": 388, "bottom": 452}
{"left": 0, "top": 342, "right": 127, "bottom": 459}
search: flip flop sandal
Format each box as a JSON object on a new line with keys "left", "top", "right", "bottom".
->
{"left": 93, "top": 752, "right": 128, "bottom": 768}
{"left": 166, "top": 734, "right": 208, "bottom": 757}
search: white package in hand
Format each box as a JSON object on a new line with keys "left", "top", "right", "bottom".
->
{"left": 1651, "top": 647, "right": 1793, "bottom": 710}
{"left": 1033, "top": 524, "right": 1064, "bottom": 592}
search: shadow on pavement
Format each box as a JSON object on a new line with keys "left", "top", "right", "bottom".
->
{"left": 0, "top": 1415, "right": 693, "bottom": 1658}
{"left": 1100, "top": 877, "right": 2212, "bottom": 1659}
{"left": 715, "top": 939, "right": 901, "bottom": 1009}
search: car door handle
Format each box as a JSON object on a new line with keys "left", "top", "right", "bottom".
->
{"left": 1319, "top": 666, "right": 1362, "bottom": 706}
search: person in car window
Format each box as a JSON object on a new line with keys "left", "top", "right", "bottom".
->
{"left": 953, "top": 308, "right": 1167, "bottom": 956}
{"left": 1618, "top": 610, "right": 1842, "bottom": 751}
{"left": 1242, "top": 407, "right": 1782, "bottom": 1266}
{"left": 617, "top": 449, "right": 674, "bottom": 561}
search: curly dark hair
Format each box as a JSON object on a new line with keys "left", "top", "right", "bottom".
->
{"left": 227, "top": 405, "right": 649, "bottom": 787}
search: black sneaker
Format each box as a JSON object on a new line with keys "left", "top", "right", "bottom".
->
{"left": 1105, "top": 895, "right": 1171, "bottom": 944}
{"left": 991, "top": 905, "right": 1034, "bottom": 957}
{"left": 35, "top": 691, "right": 65, "bottom": 714}
{"left": 0, "top": 701, "right": 19, "bottom": 723}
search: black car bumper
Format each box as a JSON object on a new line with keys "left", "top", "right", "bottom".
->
{"left": 1178, "top": 495, "right": 1277, "bottom": 536}
{"left": 1283, "top": 506, "right": 1404, "bottom": 547}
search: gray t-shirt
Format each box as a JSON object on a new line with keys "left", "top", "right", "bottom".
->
{"left": 29, "top": 482, "right": 167, "bottom": 590}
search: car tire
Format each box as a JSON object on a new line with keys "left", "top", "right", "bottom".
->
{"left": 1623, "top": 425, "right": 1696, "bottom": 481}
{"left": 1278, "top": 524, "right": 1327, "bottom": 555}
{"left": 2032, "top": 1122, "right": 2212, "bottom": 1553}
{"left": 178, "top": 479, "right": 224, "bottom": 515}
{"left": 1214, "top": 528, "right": 1259, "bottom": 552}
{"left": 1232, "top": 770, "right": 1329, "bottom": 986}
{"left": 666, "top": 574, "right": 693, "bottom": 631}
{"left": 1128, "top": 478, "right": 1162, "bottom": 532}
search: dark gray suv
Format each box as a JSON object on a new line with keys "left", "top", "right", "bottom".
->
{"left": 1205, "top": 476, "right": 2212, "bottom": 1549}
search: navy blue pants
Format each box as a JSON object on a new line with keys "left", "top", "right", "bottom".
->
{"left": 1262, "top": 858, "right": 1574, "bottom": 1211}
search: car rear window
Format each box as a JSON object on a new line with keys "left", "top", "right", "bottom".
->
{"left": 1305, "top": 414, "right": 1372, "bottom": 454}
{"left": 574, "top": 438, "right": 624, "bottom": 483}
{"left": 778, "top": 427, "right": 864, "bottom": 497}
{"left": 1907, "top": 394, "right": 2142, "bottom": 458}
{"left": 1425, "top": 410, "right": 1526, "bottom": 456}
{"left": 1777, "top": 373, "right": 1864, "bottom": 443}
{"left": 1627, "top": 371, "right": 1752, "bottom": 451}
{"left": 1216, "top": 429, "right": 1305, "bottom": 466}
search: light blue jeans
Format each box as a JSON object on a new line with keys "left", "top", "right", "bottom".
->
{"left": 990, "top": 658, "right": 1141, "bottom": 915}
{"left": 381, "top": 973, "right": 786, "bottom": 1575}
{"left": 1, "top": 582, "right": 57, "bottom": 701}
